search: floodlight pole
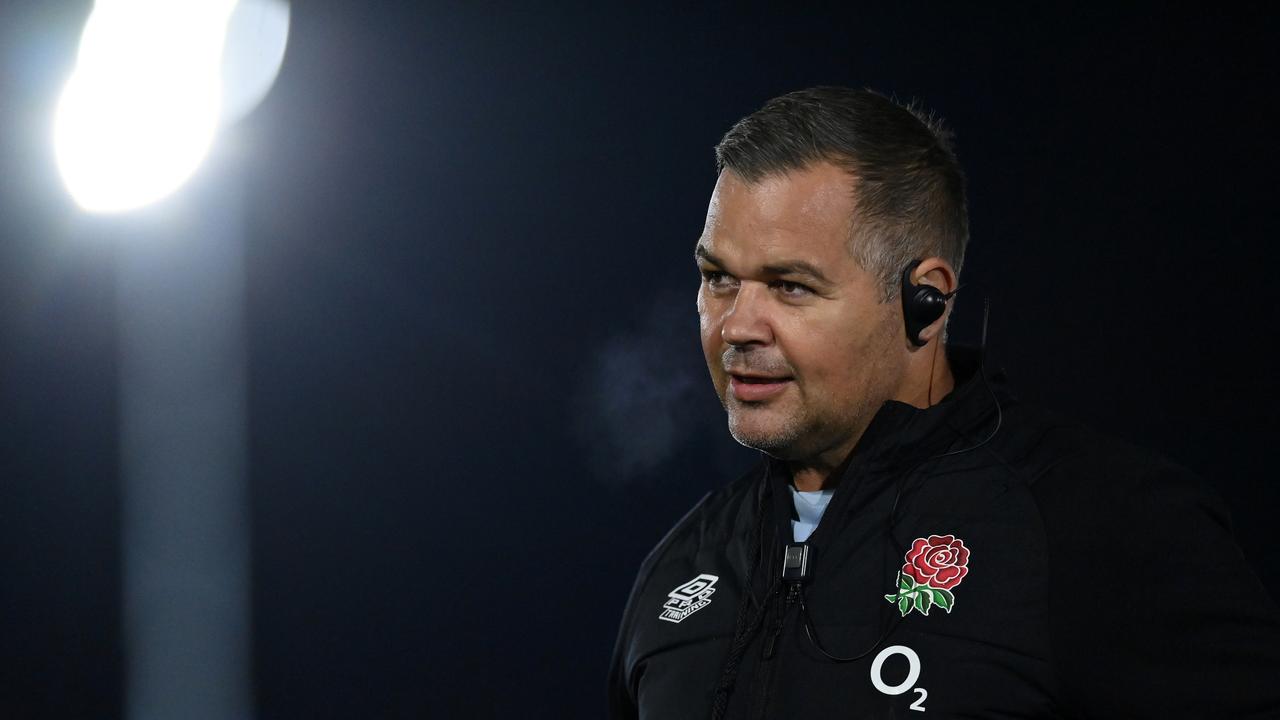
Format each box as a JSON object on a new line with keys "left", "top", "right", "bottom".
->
{"left": 114, "top": 164, "right": 253, "bottom": 720}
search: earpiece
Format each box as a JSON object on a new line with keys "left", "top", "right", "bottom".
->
{"left": 900, "top": 258, "right": 957, "bottom": 347}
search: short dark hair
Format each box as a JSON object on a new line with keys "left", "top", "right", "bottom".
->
{"left": 714, "top": 86, "right": 969, "bottom": 300}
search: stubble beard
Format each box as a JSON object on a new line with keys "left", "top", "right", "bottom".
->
{"left": 725, "top": 401, "right": 807, "bottom": 457}
{"left": 722, "top": 379, "right": 885, "bottom": 463}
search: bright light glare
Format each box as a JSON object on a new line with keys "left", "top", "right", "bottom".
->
{"left": 54, "top": 1, "right": 238, "bottom": 213}
{"left": 221, "top": 0, "right": 291, "bottom": 125}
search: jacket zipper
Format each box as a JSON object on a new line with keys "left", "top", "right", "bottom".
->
{"left": 750, "top": 580, "right": 802, "bottom": 720}
{"left": 763, "top": 582, "right": 801, "bottom": 659}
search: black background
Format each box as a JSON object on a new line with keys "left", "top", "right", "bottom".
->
{"left": 2, "top": 2, "right": 1277, "bottom": 718}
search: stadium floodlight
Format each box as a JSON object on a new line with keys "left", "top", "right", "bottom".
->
{"left": 52, "top": 3, "right": 291, "bottom": 718}
{"left": 54, "top": 0, "right": 289, "bottom": 213}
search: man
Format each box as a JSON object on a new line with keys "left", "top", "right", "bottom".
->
{"left": 608, "top": 87, "right": 1280, "bottom": 719}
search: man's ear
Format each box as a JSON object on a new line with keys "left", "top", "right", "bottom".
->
{"left": 910, "top": 257, "right": 959, "bottom": 345}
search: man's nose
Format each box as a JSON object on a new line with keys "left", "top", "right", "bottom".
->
{"left": 720, "top": 283, "right": 773, "bottom": 347}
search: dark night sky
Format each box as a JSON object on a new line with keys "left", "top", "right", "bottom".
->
{"left": 2, "top": 2, "right": 1278, "bottom": 718}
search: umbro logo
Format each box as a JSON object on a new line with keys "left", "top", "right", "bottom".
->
{"left": 658, "top": 574, "right": 719, "bottom": 623}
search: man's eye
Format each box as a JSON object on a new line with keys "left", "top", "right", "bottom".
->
{"left": 702, "top": 270, "right": 735, "bottom": 289}
{"left": 773, "top": 280, "right": 813, "bottom": 297}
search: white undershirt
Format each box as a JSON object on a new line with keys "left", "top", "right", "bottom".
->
{"left": 789, "top": 485, "right": 835, "bottom": 542}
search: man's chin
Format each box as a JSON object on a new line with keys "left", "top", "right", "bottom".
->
{"left": 726, "top": 417, "right": 801, "bottom": 456}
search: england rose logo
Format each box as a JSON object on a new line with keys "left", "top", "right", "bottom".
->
{"left": 884, "top": 534, "right": 970, "bottom": 617}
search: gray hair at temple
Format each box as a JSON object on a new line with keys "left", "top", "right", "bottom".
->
{"left": 713, "top": 86, "right": 969, "bottom": 302}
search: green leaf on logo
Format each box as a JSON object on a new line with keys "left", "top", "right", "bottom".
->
{"left": 898, "top": 574, "right": 913, "bottom": 592}
{"left": 897, "top": 595, "right": 911, "bottom": 616}
{"left": 884, "top": 593, "right": 899, "bottom": 603}
{"left": 931, "top": 588, "right": 955, "bottom": 613}
{"left": 914, "top": 590, "right": 933, "bottom": 615}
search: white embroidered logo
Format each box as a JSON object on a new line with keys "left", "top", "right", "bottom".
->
{"left": 870, "top": 644, "right": 929, "bottom": 712}
{"left": 658, "top": 574, "right": 719, "bottom": 623}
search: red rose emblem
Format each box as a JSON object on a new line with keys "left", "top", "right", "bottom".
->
{"left": 901, "top": 534, "right": 970, "bottom": 590}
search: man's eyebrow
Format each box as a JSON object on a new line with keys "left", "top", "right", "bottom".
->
{"left": 761, "top": 260, "right": 832, "bottom": 285}
{"left": 693, "top": 244, "right": 720, "bottom": 266}
{"left": 695, "top": 245, "right": 833, "bottom": 285}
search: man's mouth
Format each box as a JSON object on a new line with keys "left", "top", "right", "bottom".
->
{"left": 729, "top": 374, "right": 793, "bottom": 402}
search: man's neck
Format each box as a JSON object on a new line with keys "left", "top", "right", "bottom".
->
{"left": 901, "top": 345, "right": 955, "bottom": 409}
{"left": 787, "top": 412, "right": 872, "bottom": 491}
{"left": 791, "top": 462, "right": 845, "bottom": 493}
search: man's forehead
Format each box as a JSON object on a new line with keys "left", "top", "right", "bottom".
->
{"left": 708, "top": 164, "right": 856, "bottom": 228}
{"left": 698, "top": 173, "right": 856, "bottom": 270}
{"left": 700, "top": 166, "right": 856, "bottom": 258}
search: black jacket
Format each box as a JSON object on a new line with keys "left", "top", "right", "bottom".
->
{"left": 608, "top": 349, "right": 1280, "bottom": 719}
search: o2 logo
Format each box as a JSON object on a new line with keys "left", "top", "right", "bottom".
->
{"left": 869, "top": 645, "right": 927, "bottom": 712}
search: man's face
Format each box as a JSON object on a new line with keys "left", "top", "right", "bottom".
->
{"left": 695, "top": 162, "right": 908, "bottom": 463}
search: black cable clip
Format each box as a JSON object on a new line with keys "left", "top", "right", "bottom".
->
{"left": 781, "top": 543, "right": 809, "bottom": 583}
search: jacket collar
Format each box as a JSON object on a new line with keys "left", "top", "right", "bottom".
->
{"left": 861, "top": 344, "right": 1006, "bottom": 469}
